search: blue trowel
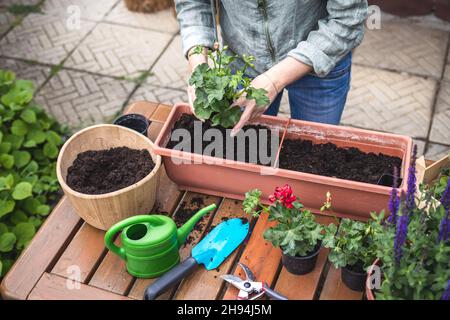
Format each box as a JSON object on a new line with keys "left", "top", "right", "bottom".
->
{"left": 144, "top": 218, "right": 250, "bottom": 300}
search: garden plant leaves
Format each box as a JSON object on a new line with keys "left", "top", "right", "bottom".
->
{"left": 0, "top": 69, "right": 66, "bottom": 278}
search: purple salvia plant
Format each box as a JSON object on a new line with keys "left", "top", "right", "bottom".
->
{"left": 388, "top": 166, "right": 400, "bottom": 225}
{"left": 394, "top": 213, "right": 408, "bottom": 264}
{"left": 440, "top": 180, "right": 450, "bottom": 211}
{"left": 442, "top": 280, "right": 450, "bottom": 300}
{"left": 405, "top": 145, "right": 418, "bottom": 215}
{"left": 438, "top": 181, "right": 450, "bottom": 243}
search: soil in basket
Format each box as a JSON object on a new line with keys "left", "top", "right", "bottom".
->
{"left": 279, "top": 139, "right": 402, "bottom": 186}
{"left": 167, "top": 114, "right": 277, "bottom": 165}
{"left": 67, "top": 147, "right": 155, "bottom": 194}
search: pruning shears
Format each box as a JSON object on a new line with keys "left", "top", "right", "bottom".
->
{"left": 221, "top": 263, "right": 288, "bottom": 300}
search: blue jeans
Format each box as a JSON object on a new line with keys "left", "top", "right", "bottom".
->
{"left": 264, "top": 52, "right": 352, "bottom": 125}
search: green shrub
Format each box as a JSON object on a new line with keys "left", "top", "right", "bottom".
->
{"left": 0, "top": 69, "right": 66, "bottom": 278}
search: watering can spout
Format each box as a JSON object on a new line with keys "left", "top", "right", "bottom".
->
{"left": 176, "top": 203, "right": 217, "bottom": 247}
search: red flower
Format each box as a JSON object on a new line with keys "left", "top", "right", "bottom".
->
{"left": 269, "top": 184, "right": 296, "bottom": 208}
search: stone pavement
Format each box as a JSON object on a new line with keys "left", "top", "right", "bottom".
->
{"left": 0, "top": 0, "right": 449, "bottom": 160}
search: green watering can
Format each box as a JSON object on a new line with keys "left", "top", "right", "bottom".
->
{"left": 104, "top": 204, "right": 217, "bottom": 278}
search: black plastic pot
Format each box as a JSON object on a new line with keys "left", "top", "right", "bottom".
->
{"left": 114, "top": 113, "right": 150, "bottom": 136}
{"left": 281, "top": 241, "right": 321, "bottom": 275}
{"left": 341, "top": 265, "right": 367, "bottom": 291}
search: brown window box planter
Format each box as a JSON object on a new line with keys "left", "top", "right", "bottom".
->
{"left": 153, "top": 104, "right": 412, "bottom": 220}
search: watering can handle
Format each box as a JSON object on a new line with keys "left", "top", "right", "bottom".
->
{"left": 104, "top": 215, "right": 156, "bottom": 260}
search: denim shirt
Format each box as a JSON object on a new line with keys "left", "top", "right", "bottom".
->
{"left": 175, "top": 0, "right": 368, "bottom": 77}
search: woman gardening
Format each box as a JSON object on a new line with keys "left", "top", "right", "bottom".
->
{"left": 175, "top": 0, "right": 368, "bottom": 136}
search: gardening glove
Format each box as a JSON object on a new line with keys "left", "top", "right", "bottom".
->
{"left": 230, "top": 72, "right": 280, "bottom": 137}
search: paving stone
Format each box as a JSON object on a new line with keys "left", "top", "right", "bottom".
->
{"left": 42, "top": 0, "right": 119, "bottom": 21}
{"left": 342, "top": 65, "right": 437, "bottom": 139}
{"left": 425, "top": 143, "right": 450, "bottom": 161}
{"left": 104, "top": 2, "right": 178, "bottom": 33}
{"left": 145, "top": 35, "right": 188, "bottom": 90}
{"left": 0, "top": 9, "right": 14, "bottom": 37}
{"left": 0, "top": 58, "right": 50, "bottom": 89}
{"left": 430, "top": 81, "right": 450, "bottom": 144}
{"left": 0, "top": 13, "right": 95, "bottom": 65}
{"left": 130, "top": 84, "right": 187, "bottom": 106}
{"left": 35, "top": 69, "right": 135, "bottom": 128}
{"left": 444, "top": 51, "right": 450, "bottom": 82}
{"left": 353, "top": 21, "right": 448, "bottom": 78}
{"left": 64, "top": 23, "right": 172, "bottom": 78}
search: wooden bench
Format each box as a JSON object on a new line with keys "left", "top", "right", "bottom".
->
{"left": 0, "top": 102, "right": 364, "bottom": 300}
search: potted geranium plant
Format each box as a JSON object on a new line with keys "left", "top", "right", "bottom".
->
{"left": 323, "top": 218, "right": 378, "bottom": 291}
{"left": 243, "top": 185, "right": 329, "bottom": 275}
{"left": 367, "top": 147, "right": 450, "bottom": 300}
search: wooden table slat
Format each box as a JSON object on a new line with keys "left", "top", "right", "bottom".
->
{"left": 124, "top": 101, "right": 159, "bottom": 118}
{"left": 173, "top": 198, "right": 250, "bottom": 300}
{"left": 319, "top": 266, "right": 364, "bottom": 300}
{"left": 273, "top": 216, "right": 335, "bottom": 300}
{"left": 51, "top": 223, "right": 106, "bottom": 282}
{"left": 28, "top": 273, "right": 133, "bottom": 300}
{"left": 0, "top": 197, "right": 82, "bottom": 300}
{"left": 222, "top": 212, "right": 281, "bottom": 300}
{"left": 88, "top": 237, "right": 134, "bottom": 295}
{"left": 150, "top": 104, "right": 172, "bottom": 123}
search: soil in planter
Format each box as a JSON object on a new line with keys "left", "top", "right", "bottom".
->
{"left": 66, "top": 147, "right": 155, "bottom": 195}
{"left": 167, "top": 114, "right": 277, "bottom": 165}
{"left": 279, "top": 139, "right": 402, "bottom": 186}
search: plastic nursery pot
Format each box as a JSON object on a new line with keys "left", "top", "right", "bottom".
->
{"left": 341, "top": 265, "right": 367, "bottom": 292}
{"left": 56, "top": 124, "right": 162, "bottom": 230}
{"left": 366, "top": 258, "right": 381, "bottom": 300}
{"left": 153, "top": 103, "right": 412, "bottom": 220}
{"left": 281, "top": 242, "right": 322, "bottom": 275}
{"left": 114, "top": 113, "right": 150, "bottom": 136}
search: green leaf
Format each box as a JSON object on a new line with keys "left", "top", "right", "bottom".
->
{"left": 0, "top": 142, "right": 12, "bottom": 154}
{"left": 247, "top": 87, "right": 270, "bottom": 107}
{"left": 20, "top": 108, "right": 37, "bottom": 124}
{"left": 12, "top": 222, "right": 35, "bottom": 249}
{"left": 23, "top": 160, "right": 39, "bottom": 174}
{"left": 0, "top": 232, "right": 16, "bottom": 252}
{"left": 0, "top": 174, "right": 14, "bottom": 190}
{"left": 12, "top": 150, "right": 31, "bottom": 168}
{"left": 43, "top": 142, "right": 58, "bottom": 159}
{"left": 23, "top": 139, "right": 37, "bottom": 148}
{"left": 0, "top": 199, "right": 15, "bottom": 218}
{"left": 3, "top": 134, "right": 24, "bottom": 149}
{"left": 36, "top": 204, "right": 50, "bottom": 216}
{"left": 12, "top": 182, "right": 33, "bottom": 200}
{"left": 11, "top": 119, "right": 28, "bottom": 136}
{"left": 0, "top": 223, "right": 8, "bottom": 235}
{"left": 27, "top": 128, "right": 46, "bottom": 144}
{"left": 0, "top": 259, "right": 14, "bottom": 277}
{"left": 10, "top": 210, "right": 28, "bottom": 225}
{"left": 0, "top": 154, "right": 14, "bottom": 169}
{"left": 46, "top": 130, "right": 62, "bottom": 145}
{"left": 0, "top": 130, "right": 3, "bottom": 143}
{"left": 1, "top": 79, "right": 34, "bottom": 107}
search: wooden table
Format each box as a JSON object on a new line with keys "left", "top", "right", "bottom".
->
{"left": 0, "top": 102, "right": 364, "bottom": 300}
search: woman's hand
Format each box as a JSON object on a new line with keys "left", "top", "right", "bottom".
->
{"left": 230, "top": 57, "right": 312, "bottom": 137}
{"left": 230, "top": 72, "right": 280, "bottom": 136}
